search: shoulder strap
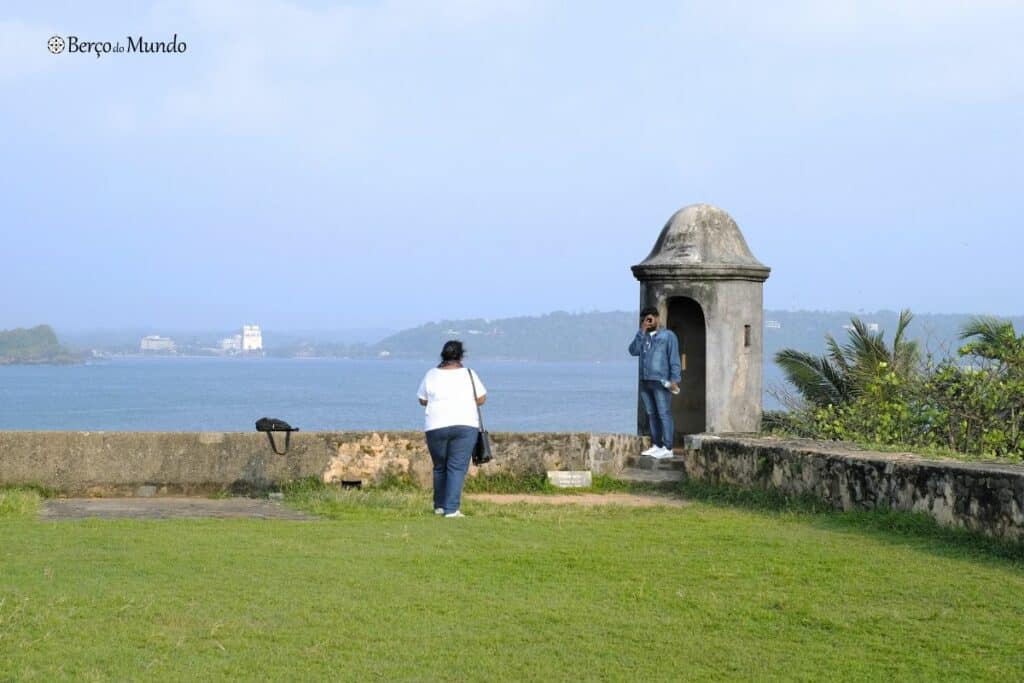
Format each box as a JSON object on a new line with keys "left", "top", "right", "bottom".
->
{"left": 467, "top": 368, "right": 485, "bottom": 430}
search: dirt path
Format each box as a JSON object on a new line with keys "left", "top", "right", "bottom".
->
{"left": 38, "top": 493, "right": 686, "bottom": 520}
{"left": 40, "top": 497, "right": 317, "bottom": 521}
{"left": 467, "top": 493, "right": 687, "bottom": 508}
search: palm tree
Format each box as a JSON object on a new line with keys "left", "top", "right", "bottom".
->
{"left": 959, "top": 316, "right": 1024, "bottom": 366}
{"left": 775, "top": 310, "right": 919, "bottom": 408}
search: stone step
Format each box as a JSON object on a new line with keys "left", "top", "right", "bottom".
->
{"left": 614, "top": 467, "right": 684, "bottom": 488}
{"left": 625, "top": 454, "right": 687, "bottom": 471}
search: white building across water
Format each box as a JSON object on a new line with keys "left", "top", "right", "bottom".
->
{"left": 220, "top": 335, "right": 242, "bottom": 353}
{"left": 140, "top": 335, "right": 176, "bottom": 352}
{"left": 242, "top": 325, "right": 263, "bottom": 352}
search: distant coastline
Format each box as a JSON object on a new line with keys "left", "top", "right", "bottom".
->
{"left": 9, "top": 309, "right": 1024, "bottom": 365}
{"left": 0, "top": 357, "right": 81, "bottom": 366}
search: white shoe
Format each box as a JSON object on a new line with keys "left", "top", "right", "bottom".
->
{"left": 434, "top": 507, "right": 444, "bottom": 515}
{"left": 641, "top": 445, "right": 659, "bottom": 456}
{"left": 444, "top": 510, "right": 465, "bottom": 518}
{"left": 651, "top": 447, "right": 674, "bottom": 459}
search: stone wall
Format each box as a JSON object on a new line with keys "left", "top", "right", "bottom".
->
{"left": 3, "top": 430, "right": 1022, "bottom": 542}
{"left": 0, "top": 431, "right": 642, "bottom": 496}
{"left": 682, "top": 435, "right": 1024, "bottom": 542}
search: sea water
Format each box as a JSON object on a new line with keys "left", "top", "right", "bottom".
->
{"left": 0, "top": 357, "right": 641, "bottom": 432}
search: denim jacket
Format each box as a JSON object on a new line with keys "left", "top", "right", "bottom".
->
{"left": 628, "top": 328, "right": 682, "bottom": 384}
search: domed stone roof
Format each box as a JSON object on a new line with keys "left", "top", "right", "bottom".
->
{"left": 631, "top": 204, "right": 769, "bottom": 281}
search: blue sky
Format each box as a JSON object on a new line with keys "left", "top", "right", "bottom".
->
{"left": 1, "top": 1, "right": 1022, "bottom": 331}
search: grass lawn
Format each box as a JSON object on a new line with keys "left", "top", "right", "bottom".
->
{"left": 2, "top": 485, "right": 1023, "bottom": 681}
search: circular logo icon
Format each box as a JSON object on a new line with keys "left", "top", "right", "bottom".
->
{"left": 47, "top": 35, "right": 65, "bottom": 54}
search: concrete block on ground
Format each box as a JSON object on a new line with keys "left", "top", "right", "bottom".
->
{"left": 547, "top": 471, "right": 592, "bottom": 488}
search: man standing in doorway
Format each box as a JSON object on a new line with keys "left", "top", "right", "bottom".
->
{"left": 628, "top": 306, "right": 681, "bottom": 459}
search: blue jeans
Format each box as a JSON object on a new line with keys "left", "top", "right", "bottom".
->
{"left": 424, "top": 425, "right": 477, "bottom": 514}
{"left": 639, "top": 380, "right": 674, "bottom": 449}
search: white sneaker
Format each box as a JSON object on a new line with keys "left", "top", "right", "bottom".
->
{"left": 444, "top": 510, "right": 465, "bottom": 518}
{"left": 434, "top": 507, "right": 444, "bottom": 515}
{"left": 651, "top": 447, "right": 674, "bottom": 459}
{"left": 641, "top": 445, "right": 659, "bottom": 456}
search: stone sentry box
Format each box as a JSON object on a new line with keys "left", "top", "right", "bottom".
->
{"left": 631, "top": 204, "right": 770, "bottom": 437}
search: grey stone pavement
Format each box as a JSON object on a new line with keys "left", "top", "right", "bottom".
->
{"left": 40, "top": 497, "right": 317, "bottom": 521}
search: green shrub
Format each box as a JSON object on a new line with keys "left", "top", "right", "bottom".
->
{"left": 775, "top": 313, "right": 1024, "bottom": 461}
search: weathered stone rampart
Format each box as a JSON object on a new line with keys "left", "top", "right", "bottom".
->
{"left": 2, "top": 431, "right": 1022, "bottom": 542}
{"left": 0, "top": 431, "right": 640, "bottom": 496}
{"left": 684, "top": 436, "right": 1024, "bottom": 542}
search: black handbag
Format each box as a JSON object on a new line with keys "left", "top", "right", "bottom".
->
{"left": 467, "top": 369, "right": 493, "bottom": 465}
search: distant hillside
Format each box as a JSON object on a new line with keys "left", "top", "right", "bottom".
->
{"left": 374, "top": 311, "right": 632, "bottom": 361}
{"left": 369, "top": 310, "right": 1024, "bottom": 363}
{"left": 0, "top": 325, "right": 81, "bottom": 365}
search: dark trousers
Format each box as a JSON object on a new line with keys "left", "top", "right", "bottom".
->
{"left": 639, "top": 380, "right": 674, "bottom": 449}
{"left": 424, "top": 425, "right": 477, "bottom": 514}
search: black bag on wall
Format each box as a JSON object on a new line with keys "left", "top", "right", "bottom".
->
{"left": 255, "top": 417, "right": 299, "bottom": 455}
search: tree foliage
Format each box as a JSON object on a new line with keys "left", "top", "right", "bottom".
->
{"left": 0, "top": 325, "right": 79, "bottom": 364}
{"left": 774, "top": 309, "right": 918, "bottom": 408}
{"left": 773, "top": 311, "right": 1024, "bottom": 461}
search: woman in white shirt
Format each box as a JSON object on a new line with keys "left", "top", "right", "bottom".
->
{"left": 416, "top": 340, "right": 486, "bottom": 518}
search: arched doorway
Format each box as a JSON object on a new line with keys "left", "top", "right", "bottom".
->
{"left": 667, "top": 297, "right": 706, "bottom": 436}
